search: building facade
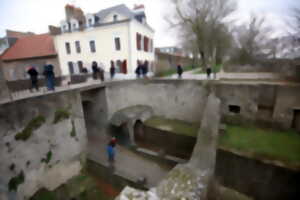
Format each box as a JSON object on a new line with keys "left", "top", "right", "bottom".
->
{"left": 1, "top": 33, "right": 61, "bottom": 81}
{"left": 54, "top": 4, "right": 155, "bottom": 75}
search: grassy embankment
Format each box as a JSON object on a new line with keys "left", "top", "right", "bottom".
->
{"left": 145, "top": 117, "right": 300, "bottom": 168}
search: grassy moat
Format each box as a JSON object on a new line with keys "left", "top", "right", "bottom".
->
{"left": 145, "top": 117, "right": 300, "bottom": 168}
{"left": 30, "top": 170, "right": 118, "bottom": 200}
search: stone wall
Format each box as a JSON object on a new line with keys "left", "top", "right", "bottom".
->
{"left": 215, "top": 150, "right": 300, "bottom": 200}
{"left": 155, "top": 51, "right": 194, "bottom": 73}
{"left": 216, "top": 83, "right": 300, "bottom": 131}
{"left": 0, "top": 62, "right": 11, "bottom": 103}
{"left": 81, "top": 87, "right": 109, "bottom": 138}
{"left": 0, "top": 91, "right": 87, "bottom": 200}
{"left": 2, "top": 56, "right": 61, "bottom": 81}
{"left": 105, "top": 80, "right": 208, "bottom": 123}
{"left": 223, "top": 59, "right": 300, "bottom": 81}
{"left": 138, "top": 125, "right": 196, "bottom": 159}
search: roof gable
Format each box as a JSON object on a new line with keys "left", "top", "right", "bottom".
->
{"left": 1, "top": 34, "right": 57, "bottom": 61}
{"left": 96, "top": 4, "right": 135, "bottom": 23}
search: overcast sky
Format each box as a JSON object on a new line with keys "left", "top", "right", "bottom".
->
{"left": 0, "top": 0, "right": 299, "bottom": 47}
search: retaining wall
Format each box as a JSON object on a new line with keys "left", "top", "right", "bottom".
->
{"left": 0, "top": 91, "right": 87, "bottom": 200}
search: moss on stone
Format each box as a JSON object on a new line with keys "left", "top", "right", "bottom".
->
{"left": 15, "top": 116, "right": 46, "bottom": 141}
{"left": 53, "top": 109, "right": 70, "bottom": 124}
{"left": 8, "top": 171, "right": 25, "bottom": 191}
{"left": 145, "top": 116, "right": 199, "bottom": 137}
{"left": 41, "top": 151, "right": 52, "bottom": 164}
{"left": 30, "top": 188, "right": 56, "bottom": 200}
{"left": 70, "top": 120, "right": 76, "bottom": 138}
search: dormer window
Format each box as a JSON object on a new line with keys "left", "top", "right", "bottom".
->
{"left": 113, "top": 15, "right": 118, "bottom": 22}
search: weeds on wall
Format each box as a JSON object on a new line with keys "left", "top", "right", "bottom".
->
{"left": 8, "top": 171, "right": 25, "bottom": 191}
{"left": 15, "top": 116, "right": 46, "bottom": 141}
{"left": 53, "top": 109, "right": 70, "bottom": 124}
{"left": 70, "top": 120, "right": 76, "bottom": 138}
{"left": 41, "top": 151, "right": 52, "bottom": 164}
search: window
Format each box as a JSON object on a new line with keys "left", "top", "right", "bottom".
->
{"left": 136, "top": 33, "right": 141, "bottom": 50}
{"left": 113, "top": 15, "right": 118, "bottom": 22}
{"left": 229, "top": 105, "right": 241, "bottom": 114}
{"left": 65, "top": 42, "right": 71, "bottom": 54}
{"left": 77, "top": 61, "right": 83, "bottom": 73}
{"left": 75, "top": 41, "right": 81, "bottom": 53}
{"left": 144, "top": 36, "right": 149, "bottom": 52}
{"left": 150, "top": 39, "right": 153, "bottom": 52}
{"left": 90, "top": 40, "right": 96, "bottom": 53}
{"left": 115, "top": 37, "right": 121, "bottom": 51}
{"left": 68, "top": 62, "right": 74, "bottom": 75}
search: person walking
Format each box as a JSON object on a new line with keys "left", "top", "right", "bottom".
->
{"left": 106, "top": 142, "right": 115, "bottom": 166}
{"left": 135, "top": 61, "right": 142, "bottom": 78}
{"left": 27, "top": 66, "right": 39, "bottom": 92}
{"left": 206, "top": 67, "right": 212, "bottom": 79}
{"left": 110, "top": 64, "right": 116, "bottom": 80}
{"left": 92, "top": 61, "right": 99, "bottom": 80}
{"left": 43, "top": 63, "right": 55, "bottom": 91}
{"left": 142, "top": 61, "right": 148, "bottom": 78}
{"left": 177, "top": 64, "right": 183, "bottom": 79}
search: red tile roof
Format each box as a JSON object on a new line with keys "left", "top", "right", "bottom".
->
{"left": 1, "top": 33, "right": 57, "bottom": 61}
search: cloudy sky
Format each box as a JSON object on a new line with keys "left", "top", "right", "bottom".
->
{"left": 0, "top": 0, "right": 299, "bottom": 47}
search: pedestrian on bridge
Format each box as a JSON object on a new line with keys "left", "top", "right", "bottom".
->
{"left": 27, "top": 66, "right": 39, "bottom": 92}
{"left": 177, "top": 64, "right": 183, "bottom": 79}
{"left": 110, "top": 64, "right": 116, "bottom": 80}
{"left": 92, "top": 61, "right": 99, "bottom": 80}
{"left": 43, "top": 64, "right": 55, "bottom": 91}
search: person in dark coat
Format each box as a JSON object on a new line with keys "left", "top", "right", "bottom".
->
{"left": 110, "top": 64, "right": 116, "bottom": 80}
{"left": 99, "top": 66, "right": 105, "bottom": 82}
{"left": 142, "top": 61, "right": 148, "bottom": 78}
{"left": 27, "top": 66, "right": 39, "bottom": 92}
{"left": 92, "top": 61, "right": 99, "bottom": 80}
{"left": 177, "top": 64, "right": 183, "bottom": 79}
{"left": 43, "top": 64, "right": 55, "bottom": 91}
{"left": 206, "top": 67, "right": 212, "bottom": 79}
{"left": 135, "top": 61, "right": 142, "bottom": 78}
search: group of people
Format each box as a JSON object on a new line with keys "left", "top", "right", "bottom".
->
{"left": 27, "top": 63, "right": 56, "bottom": 92}
{"left": 91, "top": 61, "right": 105, "bottom": 81}
{"left": 135, "top": 61, "right": 149, "bottom": 78}
{"left": 92, "top": 61, "right": 117, "bottom": 81}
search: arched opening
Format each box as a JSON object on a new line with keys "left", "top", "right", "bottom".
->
{"left": 110, "top": 122, "right": 131, "bottom": 146}
{"left": 82, "top": 100, "right": 94, "bottom": 139}
{"left": 134, "top": 120, "right": 144, "bottom": 144}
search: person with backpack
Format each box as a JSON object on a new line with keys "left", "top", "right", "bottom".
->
{"left": 27, "top": 66, "right": 39, "bottom": 92}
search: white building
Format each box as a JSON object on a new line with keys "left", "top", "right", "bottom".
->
{"left": 54, "top": 4, "right": 155, "bottom": 75}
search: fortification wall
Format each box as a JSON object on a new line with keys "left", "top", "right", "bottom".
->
{"left": 105, "top": 80, "right": 208, "bottom": 123}
{"left": 0, "top": 91, "right": 87, "bottom": 200}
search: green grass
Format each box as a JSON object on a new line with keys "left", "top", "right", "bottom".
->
{"left": 219, "top": 125, "right": 300, "bottom": 167}
{"left": 144, "top": 116, "right": 199, "bottom": 137}
{"left": 53, "top": 109, "right": 70, "bottom": 124}
{"left": 145, "top": 116, "right": 300, "bottom": 167}
{"left": 155, "top": 65, "right": 198, "bottom": 77}
{"left": 30, "top": 173, "right": 115, "bottom": 200}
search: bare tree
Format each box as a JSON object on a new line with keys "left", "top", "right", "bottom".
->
{"left": 231, "top": 15, "right": 274, "bottom": 64}
{"left": 169, "top": 0, "right": 237, "bottom": 69}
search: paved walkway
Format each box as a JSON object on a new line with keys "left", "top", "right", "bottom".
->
{"left": 87, "top": 128, "right": 174, "bottom": 188}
